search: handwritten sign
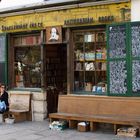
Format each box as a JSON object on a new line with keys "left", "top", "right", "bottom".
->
{"left": 108, "top": 25, "right": 126, "bottom": 59}
{"left": 109, "top": 61, "right": 127, "bottom": 94}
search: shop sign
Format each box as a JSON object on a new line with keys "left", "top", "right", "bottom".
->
{"left": 1, "top": 22, "right": 43, "bottom": 32}
{"left": 98, "top": 16, "right": 114, "bottom": 22}
{"left": 46, "top": 26, "right": 62, "bottom": 44}
{"left": 64, "top": 17, "right": 93, "bottom": 25}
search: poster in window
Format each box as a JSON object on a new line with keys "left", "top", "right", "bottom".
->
{"left": 46, "top": 26, "right": 62, "bottom": 44}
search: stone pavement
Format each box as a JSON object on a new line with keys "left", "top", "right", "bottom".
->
{"left": 0, "top": 120, "right": 139, "bottom": 140}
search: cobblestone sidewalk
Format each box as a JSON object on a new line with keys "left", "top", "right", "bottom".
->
{"left": 0, "top": 120, "right": 139, "bottom": 140}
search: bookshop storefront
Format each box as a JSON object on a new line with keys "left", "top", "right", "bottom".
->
{"left": 0, "top": 0, "right": 131, "bottom": 121}
{"left": 66, "top": 3, "right": 131, "bottom": 95}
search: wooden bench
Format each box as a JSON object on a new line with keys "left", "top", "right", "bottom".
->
{"left": 6, "top": 93, "right": 32, "bottom": 122}
{"left": 49, "top": 95, "right": 140, "bottom": 135}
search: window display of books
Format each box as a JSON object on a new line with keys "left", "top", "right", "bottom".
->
{"left": 73, "top": 29, "right": 107, "bottom": 93}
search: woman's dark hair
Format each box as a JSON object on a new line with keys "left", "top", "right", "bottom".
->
{"left": 1, "top": 83, "right": 6, "bottom": 89}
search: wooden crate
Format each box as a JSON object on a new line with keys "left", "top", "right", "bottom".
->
{"left": 77, "top": 122, "right": 90, "bottom": 132}
{"left": 117, "top": 127, "right": 138, "bottom": 137}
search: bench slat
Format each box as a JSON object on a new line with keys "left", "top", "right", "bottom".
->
{"left": 49, "top": 113, "right": 140, "bottom": 125}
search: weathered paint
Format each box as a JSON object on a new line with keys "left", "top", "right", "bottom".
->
{"left": 0, "top": 2, "right": 130, "bottom": 33}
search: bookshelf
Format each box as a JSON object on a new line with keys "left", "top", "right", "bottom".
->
{"left": 46, "top": 45, "right": 67, "bottom": 90}
{"left": 73, "top": 29, "right": 107, "bottom": 93}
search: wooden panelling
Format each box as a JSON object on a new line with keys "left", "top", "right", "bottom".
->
{"left": 49, "top": 95, "right": 140, "bottom": 135}
{"left": 58, "top": 95, "right": 140, "bottom": 117}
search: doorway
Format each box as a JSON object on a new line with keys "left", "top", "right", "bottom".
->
{"left": 46, "top": 44, "right": 67, "bottom": 115}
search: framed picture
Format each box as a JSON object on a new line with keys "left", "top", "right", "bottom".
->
{"left": 46, "top": 26, "right": 62, "bottom": 44}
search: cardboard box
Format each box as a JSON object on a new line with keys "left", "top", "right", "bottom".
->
{"left": 77, "top": 122, "right": 89, "bottom": 132}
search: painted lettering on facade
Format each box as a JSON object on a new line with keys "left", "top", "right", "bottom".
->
{"left": 1, "top": 22, "right": 43, "bottom": 31}
{"left": 64, "top": 18, "right": 94, "bottom": 25}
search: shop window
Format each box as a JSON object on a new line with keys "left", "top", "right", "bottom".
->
{"left": 13, "top": 35, "right": 41, "bottom": 88}
{"left": 107, "top": 22, "right": 140, "bottom": 96}
{"left": 73, "top": 29, "right": 107, "bottom": 94}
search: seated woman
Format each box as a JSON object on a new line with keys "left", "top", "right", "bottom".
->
{"left": 0, "top": 83, "right": 9, "bottom": 113}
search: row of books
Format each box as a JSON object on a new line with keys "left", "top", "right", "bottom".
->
{"left": 75, "top": 62, "right": 106, "bottom": 71}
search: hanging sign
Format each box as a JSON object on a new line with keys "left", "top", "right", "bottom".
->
{"left": 46, "top": 26, "right": 62, "bottom": 44}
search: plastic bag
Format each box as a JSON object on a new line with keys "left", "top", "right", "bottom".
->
{"left": 0, "top": 101, "right": 6, "bottom": 112}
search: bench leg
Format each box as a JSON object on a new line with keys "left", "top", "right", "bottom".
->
{"left": 69, "top": 120, "right": 77, "bottom": 129}
{"left": 90, "top": 122, "right": 97, "bottom": 131}
{"left": 2, "top": 112, "right": 10, "bottom": 122}
{"left": 49, "top": 118, "right": 53, "bottom": 123}
{"left": 137, "top": 126, "right": 140, "bottom": 136}
{"left": 114, "top": 124, "right": 121, "bottom": 135}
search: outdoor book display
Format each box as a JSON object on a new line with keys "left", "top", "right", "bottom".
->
{"left": 107, "top": 22, "right": 140, "bottom": 96}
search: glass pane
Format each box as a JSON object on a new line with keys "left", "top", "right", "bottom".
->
{"left": 74, "top": 33, "right": 84, "bottom": 91}
{"left": 74, "top": 43, "right": 84, "bottom": 61}
{"left": 74, "top": 33, "right": 84, "bottom": 42}
{"left": 14, "top": 46, "right": 41, "bottom": 88}
{"left": 84, "top": 33, "right": 95, "bottom": 92}
{"left": 109, "top": 60, "right": 127, "bottom": 94}
{"left": 84, "top": 34, "right": 95, "bottom": 43}
{"left": 96, "top": 32, "right": 105, "bottom": 42}
{"left": 108, "top": 25, "right": 126, "bottom": 59}
{"left": 84, "top": 33, "right": 95, "bottom": 60}
{"left": 131, "top": 24, "right": 140, "bottom": 57}
{"left": 74, "top": 71, "right": 84, "bottom": 91}
{"left": 132, "top": 60, "right": 140, "bottom": 94}
{"left": 74, "top": 30, "right": 107, "bottom": 93}
{"left": 85, "top": 71, "right": 95, "bottom": 92}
